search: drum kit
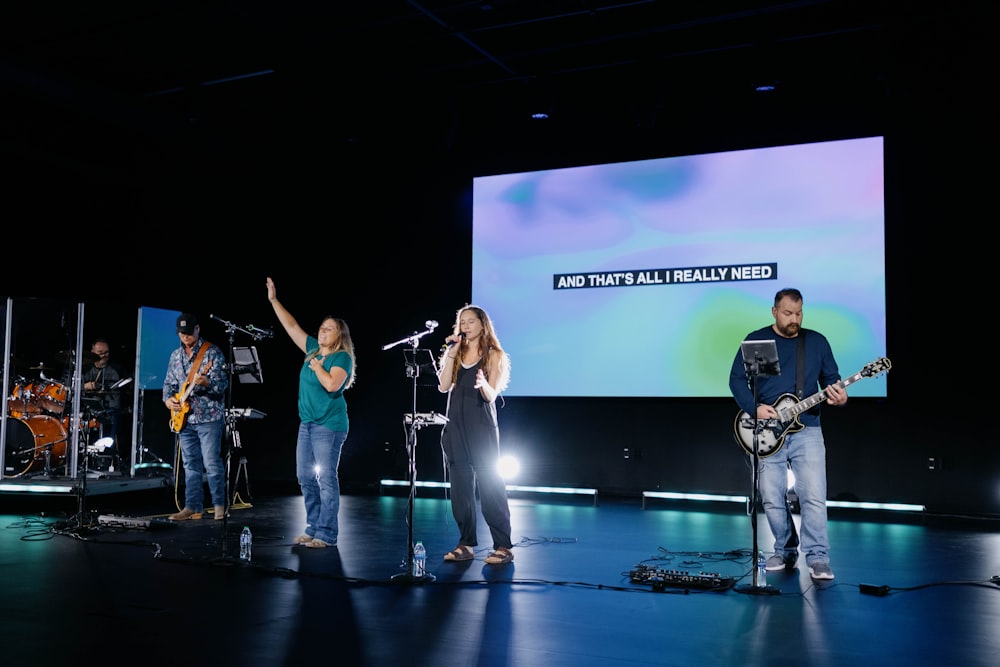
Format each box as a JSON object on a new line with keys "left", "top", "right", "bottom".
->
{"left": 4, "top": 351, "right": 118, "bottom": 479}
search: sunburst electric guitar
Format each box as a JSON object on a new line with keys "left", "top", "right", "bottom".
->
{"left": 170, "top": 360, "right": 214, "bottom": 433}
{"left": 733, "top": 356, "right": 891, "bottom": 458}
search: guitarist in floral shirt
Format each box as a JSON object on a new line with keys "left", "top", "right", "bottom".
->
{"left": 163, "top": 313, "right": 230, "bottom": 521}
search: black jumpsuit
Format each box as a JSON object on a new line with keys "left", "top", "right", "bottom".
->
{"left": 441, "top": 361, "right": 512, "bottom": 550}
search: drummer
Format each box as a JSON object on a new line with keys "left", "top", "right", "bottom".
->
{"left": 81, "top": 338, "right": 123, "bottom": 454}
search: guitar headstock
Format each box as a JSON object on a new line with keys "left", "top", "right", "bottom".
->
{"left": 861, "top": 357, "right": 891, "bottom": 378}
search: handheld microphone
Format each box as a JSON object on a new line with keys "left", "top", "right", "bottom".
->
{"left": 441, "top": 332, "right": 465, "bottom": 350}
{"left": 247, "top": 324, "right": 274, "bottom": 338}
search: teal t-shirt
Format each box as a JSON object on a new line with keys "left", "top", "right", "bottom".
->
{"left": 298, "top": 335, "right": 351, "bottom": 432}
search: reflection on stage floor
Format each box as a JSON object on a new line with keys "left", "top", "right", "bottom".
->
{"left": 1, "top": 486, "right": 999, "bottom": 666}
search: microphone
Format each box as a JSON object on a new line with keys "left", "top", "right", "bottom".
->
{"left": 441, "top": 332, "right": 465, "bottom": 350}
{"left": 426, "top": 320, "right": 438, "bottom": 330}
{"left": 247, "top": 324, "right": 274, "bottom": 338}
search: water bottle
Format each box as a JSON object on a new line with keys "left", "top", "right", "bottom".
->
{"left": 756, "top": 551, "right": 767, "bottom": 588}
{"left": 240, "top": 526, "right": 253, "bottom": 562}
{"left": 412, "top": 541, "right": 426, "bottom": 577}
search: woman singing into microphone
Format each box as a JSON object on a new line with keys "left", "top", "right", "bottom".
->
{"left": 437, "top": 304, "right": 514, "bottom": 565}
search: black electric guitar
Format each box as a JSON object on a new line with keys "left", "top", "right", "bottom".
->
{"left": 733, "top": 356, "right": 891, "bottom": 458}
{"left": 169, "top": 360, "right": 214, "bottom": 433}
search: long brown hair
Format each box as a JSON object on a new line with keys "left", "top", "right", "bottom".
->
{"left": 440, "top": 305, "right": 510, "bottom": 392}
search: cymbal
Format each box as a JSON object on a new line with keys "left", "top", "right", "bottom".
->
{"left": 9, "top": 356, "right": 32, "bottom": 367}
{"left": 54, "top": 349, "right": 99, "bottom": 364}
{"left": 29, "top": 363, "right": 52, "bottom": 371}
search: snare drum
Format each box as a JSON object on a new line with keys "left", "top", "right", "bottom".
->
{"left": 3, "top": 415, "right": 68, "bottom": 478}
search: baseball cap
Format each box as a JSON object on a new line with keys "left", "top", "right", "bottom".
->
{"left": 176, "top": 313, "right": 199, "bottom": 334}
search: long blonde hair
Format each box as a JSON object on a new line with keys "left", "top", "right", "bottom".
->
{"left": 306, "top": 316, "right": 357, "bottom": 390}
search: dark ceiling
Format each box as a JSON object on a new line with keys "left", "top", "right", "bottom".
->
{"left": 0, "top": 1, "right": 988, "bottom": 181}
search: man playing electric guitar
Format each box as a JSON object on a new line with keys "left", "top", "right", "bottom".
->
{"left": 163, "top": 313, "right": 229, "bottom": 522}
{"left": 728, "top": 288, "right": 847, "bottom": 582}
{"left": 169, "top": 359, "right": 214, "bottom": 432}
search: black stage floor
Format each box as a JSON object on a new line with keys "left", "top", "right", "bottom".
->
{"left": 1, "top": 483, "right": 999, "bottom": 667}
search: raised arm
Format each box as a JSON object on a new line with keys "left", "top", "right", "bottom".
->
{"left": 266, "top": 277, "right": 308, "bottom": 353}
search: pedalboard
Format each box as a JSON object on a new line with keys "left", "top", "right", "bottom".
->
{"left": 629, "top": 564, "right": 736, "bottom": 591}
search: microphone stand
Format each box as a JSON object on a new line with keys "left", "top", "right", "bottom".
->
{"left": 735, "top": 349, "right": 781, "bottom": 596}
{"left": 382, "top": 322, "right": 439, "bottom": 584}
{"left": 209, "top": 314, "right": 271, "bottom": 561}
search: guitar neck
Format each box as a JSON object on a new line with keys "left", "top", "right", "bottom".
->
{"left": 787, "top": 371, "right": 862, "bottom": 418}
{"left": 179, "top": 360, "right": 212, "bottom": 402}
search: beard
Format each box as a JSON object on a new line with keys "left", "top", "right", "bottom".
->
{"left": 777, "top": 322, "right": 800, "bottom": 337}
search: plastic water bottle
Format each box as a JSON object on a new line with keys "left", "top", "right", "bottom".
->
{"left": 412, "top": 541, "right": 426, "bottom": 577}
{"left": 756, "top": 551, "right": 767, "bottom": 588}
{"left": 240, "top": 526, "right": 252, "bottom": 562}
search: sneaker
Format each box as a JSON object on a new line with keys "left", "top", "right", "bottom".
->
{"left": 809, "top": 562, "right": 835, "bottom": 580}
{"left": 765, "top": 554, "right": 795, "bottom": 571}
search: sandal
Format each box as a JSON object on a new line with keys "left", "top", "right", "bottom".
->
{"left": 485, "top": 547, "right": 514, "bottom": 565}
{"left": 303, "top": 538, "right": 334, "bottom": 549}
{"left": 443, "top": 545, "right": 474, "bottom": 562}
{"left": 293, "top": 534, "right": 313, "bottom": 544}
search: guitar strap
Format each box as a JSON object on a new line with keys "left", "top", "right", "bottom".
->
{"left": 183, "top": 341, "right": 211, "bottom": 390}
{"left": 796, "top": 332, "right": 806, "bottom": 398}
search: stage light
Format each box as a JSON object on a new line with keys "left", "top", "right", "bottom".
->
{"left": 379, "top": 478, "right": 598, "bottom": 505}
{"left": 0, "top": 482, "right": 75, "bottom": 494}
{"left": 641, "top": 491, "right": 748, "bottom": 509}
{"left": 498, "top": 455, "right": 520, "bottom": 480}
{"left": 641, "top": 490, "right": 925, "bottom": 513}
{"left": 826, "top": 500, "right": 926, "bottom": 512}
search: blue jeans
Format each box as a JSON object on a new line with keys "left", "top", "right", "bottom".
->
{"left": 296, "top": 422, "right": 347, "bottom": 545}
{"left": 758, "top": 425, "right": 830, "bottom": 566}
{"left": 177, "top": 420, "right": 226, "bottom": 511}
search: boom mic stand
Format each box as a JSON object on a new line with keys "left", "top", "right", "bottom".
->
{"left": 735, "top": 339, "right": 781, "bottom": 596}
{"left": 208, "top": 314, "right": 270, "bottom": 560}
{"left": 382, "top": 320, "right": 442, "bottom": 584}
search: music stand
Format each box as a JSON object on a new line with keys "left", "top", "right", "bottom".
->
{"left": 233, "top": 346, "right": 262, "bottom": 384}
{"left": 735, "top": 339, "right": 782, "bottom": 595}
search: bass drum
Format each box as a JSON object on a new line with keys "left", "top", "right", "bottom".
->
{"left": 3, "top": 416, "right": 68, "bottom": 478}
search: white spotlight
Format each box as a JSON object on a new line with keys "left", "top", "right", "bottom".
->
{"left": 498, "top": 455, "right": 520, "bottom": 480}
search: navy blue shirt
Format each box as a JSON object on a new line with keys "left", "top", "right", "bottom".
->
{"left": 728, "top": 327, "right": 841, "bottom": 428}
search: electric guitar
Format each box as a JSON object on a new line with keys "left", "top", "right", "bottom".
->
{"left": 733, "top": 356, "right": 891, "bottom": 458}
{"left": 169, "top": 360, "right": 214, "bottom": 433}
